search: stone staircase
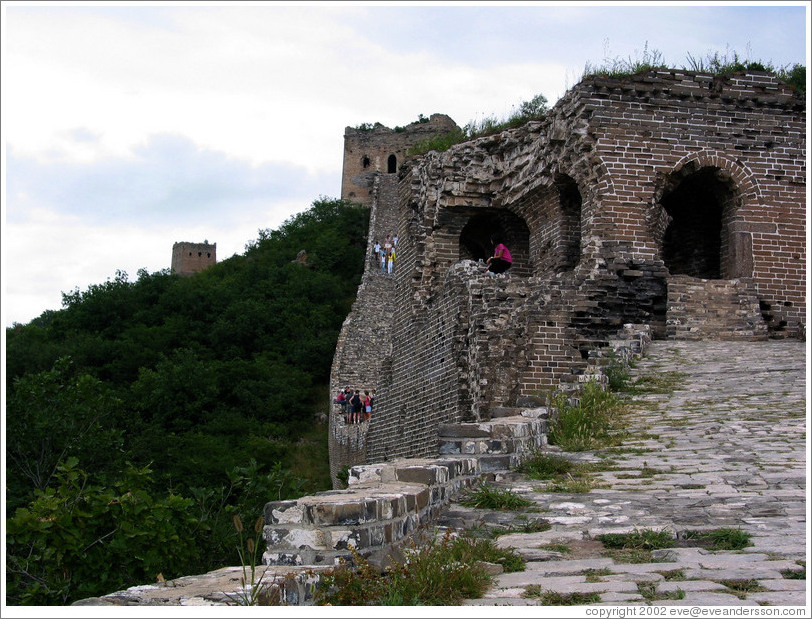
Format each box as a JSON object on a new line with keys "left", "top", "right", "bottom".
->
{"left": 666, "top": 275, "right": 768, "bottom": 340}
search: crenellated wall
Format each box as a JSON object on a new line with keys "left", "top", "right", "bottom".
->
{"left": 329, "top": 69, "right": 805, "bottom": 481}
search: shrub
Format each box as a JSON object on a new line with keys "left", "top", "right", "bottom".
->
{"left": 5, "top": 459, "right": 205, "bottom": 605}
{"left": 603, "top": 351, "right": 631, "bottom": 391}
{"left": 408, "top": 93, "right": 549, "bottom": 156}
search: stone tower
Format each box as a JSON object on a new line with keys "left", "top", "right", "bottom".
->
{"left": 341, "top": 113, "right": 459, "bottom": 207}
{"left": 171, "top": 241, "right": 216, "bottom": 276}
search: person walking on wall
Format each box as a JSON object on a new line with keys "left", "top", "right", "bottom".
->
{"left": 380, "top": 247, "right": 388, "bottom": 274}
{"left": 363, "top": 390, "right": 372, "bottom": 422}
{"left": 486, "top": 236, "right": 512, "bottom": 274}
{"left": 387, "top": 248, "right": 396, "bottom": 274}
{"left": 373, "top": 239, "right": 381, "bottom": 265}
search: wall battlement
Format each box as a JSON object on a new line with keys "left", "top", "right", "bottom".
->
{"left": 329, "top": 69, "right": 805, "bottom": 483}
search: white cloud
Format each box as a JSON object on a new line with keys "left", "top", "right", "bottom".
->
{"left": 2, "top": 2, "right": 807, "bottom": 327}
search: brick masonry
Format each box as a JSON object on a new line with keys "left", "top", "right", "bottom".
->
{"left": 329, "top": 70, "right": 805, "bottom": 481}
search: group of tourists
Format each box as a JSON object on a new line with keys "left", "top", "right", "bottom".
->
{"left": 372, "top": 233, "right": 511, "bottom": 277}
{"left": 334, "top": 387, "right": 374, "bottom": 424}
{"left": 373, "top": 234, "right": 398, "bottom": 275}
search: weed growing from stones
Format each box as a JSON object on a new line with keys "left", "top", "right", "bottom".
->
{"left": 227, "top": 516, "right": 281, "bottom": 606}
{"left": 684, "top": 528, "right": 751, "bottom": 550}
{"left": 522, "top": 586, "right": 601, "bottom": 605}
{"left": 655, "top": 569, "right": 687, "bottom": 581}
{"left": 583, "top": 567, "right": 613, "bottom": 582}
{"left": 598, "top": 528, "right": 675, "bottom": 563}
{"left": 604, "top": 351, "right": 631, "bottom": 391}
{"left": 460, "top": 484, "right": 535, "bottom": 510}
{"left": 509, "top": 517, "right": 553, "bottom": 534}
{"left": 548, "top": 381, "right": 628, "bottom": 451}
{"left": 315, "top": 532, "right": 522, "bottom": 605}
{"left": 484, "top": 516, "right": 552, "bottom": 539}
{"left": 538, "top": 543, "right": 572, "bottom": 554}
{"left": 518, "top": 451, "right": 575, "bottom": 478}
{"left": 718, "top": 579, "right": 766, "bottom": 599}
{"left": 781, "top": 561, "right": 806, "bottom": 580}
{"left": 623, "top": 371, "right": 688, "bottom": 395}
{"left": 616, "top": 462, "right": 668, "bottom": 478}
{"left": 599, "top": 528, "right": 675, "bottom": 550}
{"left": 604, "top": 446, "right": 651, "bottom": 457}
{"left": 542, "top": 477, "right": 602, "bottom": 493}
{"left": 637, "top": 581, "right": 685, "bottom": 602}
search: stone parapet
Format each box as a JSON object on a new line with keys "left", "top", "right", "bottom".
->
{"left": 264, "top": 416, "right": 547, "bottom": 568}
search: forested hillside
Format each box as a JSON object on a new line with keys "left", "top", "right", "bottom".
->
{"left": 5, "top": 197, "right": 369, "bottom": 604}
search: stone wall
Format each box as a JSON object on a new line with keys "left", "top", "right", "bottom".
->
{"left": 329, "top": 70, "right": 805, "bottom": 477}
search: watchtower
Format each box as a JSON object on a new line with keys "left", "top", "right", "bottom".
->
{"left": 340, "top": 113, "right": 459, "bottom": 207}
{"left": 171, "top": 241, "right": 216, "bottom": 276}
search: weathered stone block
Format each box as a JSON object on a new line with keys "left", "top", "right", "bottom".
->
{"left": 265, "top": 500, "right": 303, "bottom": 525}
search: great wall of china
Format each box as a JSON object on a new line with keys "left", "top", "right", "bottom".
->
{"left": 76, "top": 69, "right": 805, "bottom": 607}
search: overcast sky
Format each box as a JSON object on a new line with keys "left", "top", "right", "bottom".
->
{"left": 2, "top": 1, "right": 808, "bottom": 327}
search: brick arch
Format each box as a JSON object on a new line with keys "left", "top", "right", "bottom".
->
{"left": 512, "top": 145, "right": 620, "bottom": 270}
{"left": 665, "top": 151, "right": 762, "bottom": 205}
{"left": 655, "top": 152, "right": 761, "bottom": 279}
{"left": 511, "top": 171, "right": 583, "bottom": 277}
{"left": 432, "top": 205, "right": 531, "bottom": 277}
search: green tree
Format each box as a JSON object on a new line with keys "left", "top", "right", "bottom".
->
{"left": 6, "top": 459, "right": 205, "bottom": 605}
{"left": 6, "top": 357, "right": 125, "bottom": 512}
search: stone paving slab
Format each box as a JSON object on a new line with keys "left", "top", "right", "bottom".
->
{"left": 460, "top": 340, "right": 808, "bottom": 609}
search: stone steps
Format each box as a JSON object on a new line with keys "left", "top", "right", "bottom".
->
{"left": 264, "top": 415, "right": 548, "bottom": 567}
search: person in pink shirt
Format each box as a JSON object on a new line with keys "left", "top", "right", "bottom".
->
{"left": 486, "top": 236, "right": 512, "bottom": 274}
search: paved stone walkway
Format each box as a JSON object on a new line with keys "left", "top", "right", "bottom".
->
{"left": 449, "top": 340, "right": 807, "bottom": 607}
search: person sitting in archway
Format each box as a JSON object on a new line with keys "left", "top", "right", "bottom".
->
{"left": 486, "top": 236, "right": 512, "bottom": 274}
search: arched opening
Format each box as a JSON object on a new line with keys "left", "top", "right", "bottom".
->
{"left": 661, "top": 166, "right": 738, "bottom": 279}
{"left": 458, "top": 209, "right": 531, "bottom": 276}
{"left": 513, "top": 174, "right": 583, "bottom": 276}
{"left": 555, "top": 174, "right": 582, "bottom": 272}
{"left": 387, "top": 154, "right": 397, "bottom": 174}
{"left": 362, "top": 156, "right": 371, "bottom": 169}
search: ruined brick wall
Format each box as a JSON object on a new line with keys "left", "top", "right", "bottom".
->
{"left": 329, "top": 70, "right": 805, "bottom": 477}
{"left": 171, "top": 241, "right": 216, "bottom": 276}
{"left": 341, "top": 114, "right": 459, "bottom": 207}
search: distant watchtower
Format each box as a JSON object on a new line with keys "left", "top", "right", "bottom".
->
{"left": 341, "top": 113, "right": 459, "bottom": 207}
{"left": 171, "top": 241, "right": 216, "bottom": 276}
